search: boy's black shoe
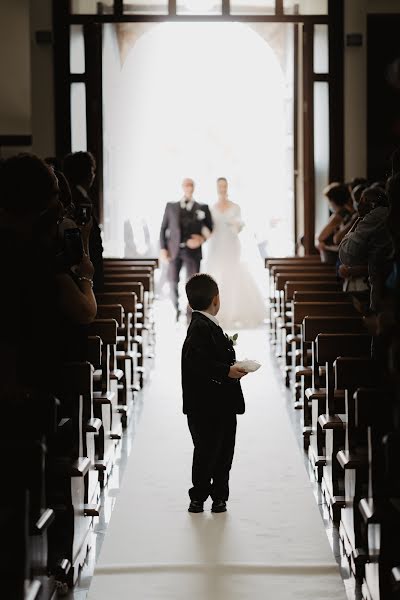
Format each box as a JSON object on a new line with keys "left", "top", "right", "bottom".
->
{"left": 188, "top": 500, "right": 204, "bottom": 513}
{"left": 211, "top": 500, "right": 227, "bottom": 513}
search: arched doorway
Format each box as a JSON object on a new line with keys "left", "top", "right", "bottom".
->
{"left": 103, "top": 21, "right": 294, "bottom": 259}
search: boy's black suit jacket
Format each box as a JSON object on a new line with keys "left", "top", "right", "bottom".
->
{"left": 181, "top": 312, "right": 245, "bottom": 416}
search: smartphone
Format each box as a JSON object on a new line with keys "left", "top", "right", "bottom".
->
{"left": 63, "top": 227, "right": 84, "bottom": 267}
{"left": 76, "top": 203, "right": 92, "bottom": 226}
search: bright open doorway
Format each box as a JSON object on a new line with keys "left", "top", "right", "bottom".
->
{"left": 102, "top": 21, "right": 294, "bottom": 260}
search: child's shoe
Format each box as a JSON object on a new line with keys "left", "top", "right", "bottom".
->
{"left": 188, "top": 500, "right": 204, "bottom": 513}
{"left": 211, "top": 500, "right": 227, "bottom": 513}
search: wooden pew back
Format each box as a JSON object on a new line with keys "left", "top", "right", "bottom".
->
{"left": 293, "top": 301, "right": 357, "bottom": 325}
{"left": 293, "top": 291, "right": 349, "bottom": 303}
{"left": 285, "top": 280, "right": 341, "bottom": 301}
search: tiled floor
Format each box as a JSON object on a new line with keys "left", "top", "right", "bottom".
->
{"left": 67, "top": 312, "right": 362, "bottom": 600}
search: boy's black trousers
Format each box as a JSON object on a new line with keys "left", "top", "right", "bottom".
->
{"left": 187, "top": 412, "right": 237, "bottom": 502}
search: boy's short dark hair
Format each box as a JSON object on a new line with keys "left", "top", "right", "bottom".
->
{"left": 186, "top": 274, "right": 219, "bottom": 310}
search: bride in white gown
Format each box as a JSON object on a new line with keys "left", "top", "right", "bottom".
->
{"left": 204, "top": 177, "right": 266, "bottom": 330}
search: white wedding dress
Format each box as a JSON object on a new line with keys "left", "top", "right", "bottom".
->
{"left": 203, "top": 202, "right": 266, "bottom": 330}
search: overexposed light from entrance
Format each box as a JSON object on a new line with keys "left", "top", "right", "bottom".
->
{"left": 103, "top": 22, "right": 293, "bottom": 258}
{"left": 184, "top": 0, "right": 218, "bottom": 11}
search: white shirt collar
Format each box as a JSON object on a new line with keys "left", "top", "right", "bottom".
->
{"left": 180, "top": 197, "right": 195, "bottom": 211}
{"left": 77, "top": 184, "right": 90, "bottom": 199}
{"left": 194, "top": 310, "right": 219, "bottom": 327}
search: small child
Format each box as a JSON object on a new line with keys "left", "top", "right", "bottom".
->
{"left": 182, "top": 273, "right": 247, "bottom": 513}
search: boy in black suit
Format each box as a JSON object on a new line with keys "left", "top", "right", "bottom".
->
{"left": 182, "top": 274, "right": 247, "bottom": 513}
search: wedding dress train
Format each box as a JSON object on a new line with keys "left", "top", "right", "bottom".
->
{"left": 203, "top": 203, "right": 266, "bottom": 330}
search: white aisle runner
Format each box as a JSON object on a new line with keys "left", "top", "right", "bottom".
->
{"left": 88, "top": 305, "right": 347, "bottom": 600}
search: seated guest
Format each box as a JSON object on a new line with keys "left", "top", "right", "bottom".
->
{"left": 337, "top": 183, "right": 369, "bottom": 297}
{"left": 0, "top": 153, "right": 97, "bottom": 394}
{"left": 339, "top": 186, "right": 393, "bottom": 312}
{"left": 334, "top": 183, "right": 367, "bottom": 246}
{"left": 316, "top": 182, "right": 355, "bottom": 264}
{"left": 44, "top": 156, "right": 63, "bottom": 172}
{"left": 361, "top": 179, "right": 400, "bottom": 366}
{"left": 63, "top": 151, "right": 104, "bottom": 292}
{"left": 348, "top": 177, "right": 368, "bottom": 192}
{"left": 370, "top": 181, "right": 387, "bottom": 190}
{"left": 54, "top": 169, "right": 73, "bottom": 214}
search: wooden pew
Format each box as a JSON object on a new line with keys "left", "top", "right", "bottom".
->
{"left": 290, "top": 302, "right": 358, "bottom": 402}
{"left": 384, "top": 432, "right": 400, "bottom": 600}
{"left": 279, "top": 281, "right": 343, "bottom": 381}
{"left": 307, "top": 333, "right": 372, "bottom": 480}
{"left": 265, "top": 256, "right": 322, "bottom": 268}
{"left": 101, "top": 281, "right": 151, "bottom": 367}
{"left": 272, "top": 272, "right": 338, "bottom": 352}
{"left": 265, "top": 256, "right": 323, "bottom": 325}
{"left": 3, "top": 392, "right": 58, "bottom": 599}
{"left": 334, "top": 360, "right": 382, "bottom": 576}
{"left": 87, "top": 319, "right": 123, "bottom": 485}
{"left": 273, "top": 266, "right": 336, "bottom": 320}
{"left": 96, "top": 304, "right": 129, "bottom": 411}
{"left": 318, "top": 358, "right": 378, "bottom": 530}
{"left": 1, "top": 257, "right": 158, "bottom": 597}
{"left": 104, "top": 257, "right": 158, "bottom": 269}
{"left": 272, "top": 267, "right": 336, "bottom": 350}
{"left": 47, "top": 362, "right": 99, "bottom": 586}
{"left": 96, "top": 291, "right": 142, "bottom": 392}
{"left": 293, "top": 290, "right": 349, "bottom": 303}
{"left": 354, "top": 388, "right": 398, "bottom": 600}
{"left": 286, "top": 279, "right": 342, "bottom": 296}
{"left": 103, "top": 272, "right": 154, "bottom": 345}
{"left": 267, "top": 255, "right": 400, "bottom": 596}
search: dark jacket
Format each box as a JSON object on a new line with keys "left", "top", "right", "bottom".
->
{"left": 339, "top": 206, "right": 393, "bottom": 310}
{"left": 160, "top": 201, "right": 213, "bottom": 260}
{"left": 71, "top": 186, "right": 104, "bottom": 293}
{"left": 181, "top": 312, "right": 245, "bottom": 416}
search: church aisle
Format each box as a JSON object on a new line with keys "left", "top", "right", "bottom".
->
{"left": 88, "top": 303, "right": 347, "bottom": 600}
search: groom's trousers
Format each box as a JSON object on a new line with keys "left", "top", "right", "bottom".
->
{"left": 168, "top": 248, "right": 201, "bottom": 312}
{"left": 187, "top": 412, "right": 237, "bottom": 502}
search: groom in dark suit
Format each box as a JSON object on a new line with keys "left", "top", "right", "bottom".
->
{"left": 160, "top": 178, "right": 213, "bottom": 319}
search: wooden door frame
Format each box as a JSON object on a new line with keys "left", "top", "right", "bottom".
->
{"left": 53, "top": 0, "right": 344, "bottom": 255}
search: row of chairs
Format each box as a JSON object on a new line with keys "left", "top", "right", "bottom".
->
{"left": 266, "top": 256, "right": 400, "bottom": 600}
{"left": 9, "top": 258, "right": 158, "bottom": 600}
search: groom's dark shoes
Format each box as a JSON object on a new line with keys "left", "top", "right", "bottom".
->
{"left": 188, "top": 500, "right": 204, "bottom": 513}
{"left": 211, "top": 500, "right": 227, "bottom": 513}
